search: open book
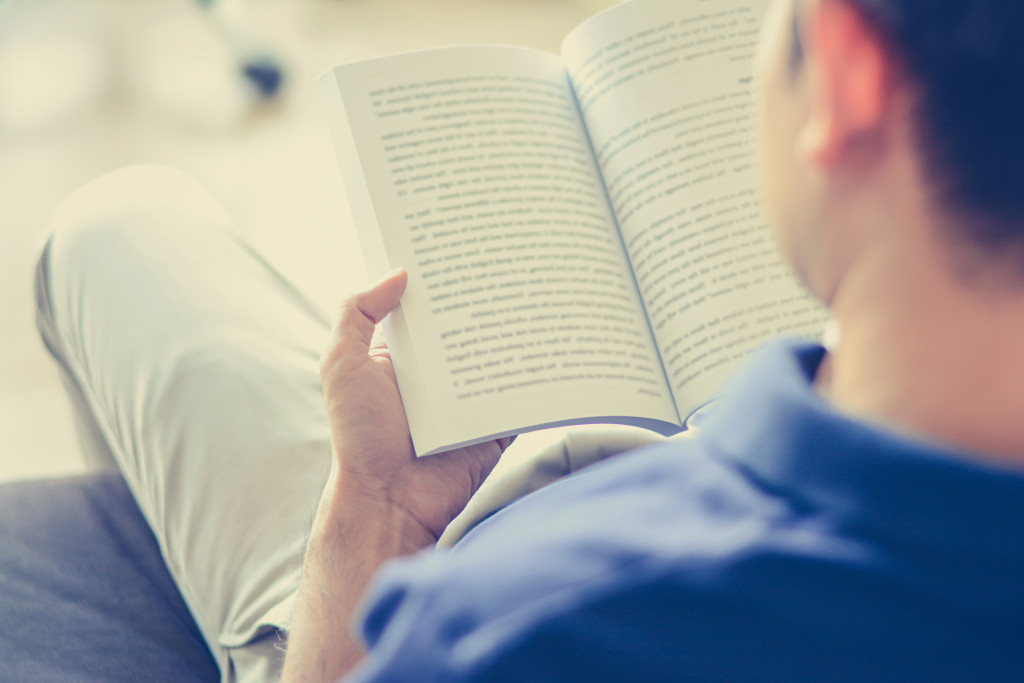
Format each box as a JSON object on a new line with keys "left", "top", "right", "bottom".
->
{"left": 320, "top": 0, "right": 827, "bottom": 456}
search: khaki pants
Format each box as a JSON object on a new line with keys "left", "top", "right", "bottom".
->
{"left": 35, "top": 165, "right": 668, "bottom": 682}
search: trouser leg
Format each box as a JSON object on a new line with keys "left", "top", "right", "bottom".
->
{"left": 35, "top": 165, "right": 333, "bottom": 681}
{"left": 36, "top": 239, "right": 118, "bottom": 471}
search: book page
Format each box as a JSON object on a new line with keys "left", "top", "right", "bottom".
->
{"left": 563, "top": 0, "right": 828, "bottom": 418}
{"left": 321, "top": 47, "right": 680, "bottom": 455}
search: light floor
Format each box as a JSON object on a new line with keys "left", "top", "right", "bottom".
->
{"left": 0, "top": 0, "right": 617, "bottom": 482}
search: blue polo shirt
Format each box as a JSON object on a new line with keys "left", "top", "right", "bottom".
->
{"left": 347, "top": 342, "right": 1024, "bottom": 681}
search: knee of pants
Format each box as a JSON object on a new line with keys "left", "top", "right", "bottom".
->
{"left": 43, "top": 164, "right": 229, "bottom": 268}
{"left": 36, "top": 165, "right": 232, "bottom": 332}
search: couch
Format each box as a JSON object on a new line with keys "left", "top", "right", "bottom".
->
{"left": 0, "top": 473, "right": 219, "bottom": 681}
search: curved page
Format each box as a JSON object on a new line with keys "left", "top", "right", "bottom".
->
{"left": 321, "top": 46, "right": 681, "bottom": 455}
{"left": 563, "top": 0, "right": 827, "bottom": 419}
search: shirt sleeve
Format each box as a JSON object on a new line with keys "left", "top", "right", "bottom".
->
{"left": 343, "top": 549, "right": 975, "bottom": 683}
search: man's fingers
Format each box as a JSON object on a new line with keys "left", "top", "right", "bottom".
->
{"left": 353, "top": 268, "right": 408, "bottom": 326}
{"left": 323, "top": 270, "right": 407, "bottom": 380}
{"left": 335, "top": 269, "right": 408, "bottom": 351}
{"left": 497, "top": 435, "right": 517, "bottom": 451}
{"left": 369, "top": 324, "right": 388, "bottom": 352}
{"left": 369, "top": 324, "right": 393, "bottom": 362}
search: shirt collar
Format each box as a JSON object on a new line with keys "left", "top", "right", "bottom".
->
{"left": 702, "top": 340, "right": 1024, "bottom": 560}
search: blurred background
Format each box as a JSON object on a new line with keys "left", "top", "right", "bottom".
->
{"left": 0, "top": 0, "right": 618, "bottom": 482}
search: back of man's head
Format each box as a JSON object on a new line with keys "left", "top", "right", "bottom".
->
{"left": 845, "top": 0, "right": 1024, "bottom": 252}
{"left": 768, "top": 0, "right": 1024, "bottom": 462}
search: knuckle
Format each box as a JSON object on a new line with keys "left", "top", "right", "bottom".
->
{"left": 340, "top": 293, "right": 359, "bottom": 315}
{"left": 340, "top": 292, "right": 372, "bottom": 323}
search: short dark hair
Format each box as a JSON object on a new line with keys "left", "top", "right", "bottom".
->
{"left": 798, "top": 1, "right": 1024, "bottom": 251}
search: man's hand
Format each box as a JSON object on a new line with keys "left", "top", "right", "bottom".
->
{"left": 321, "top": 267, "right": 511, "bottom": 546}
{"left": 282, "top": 269, "right": 511, "bottom": 682}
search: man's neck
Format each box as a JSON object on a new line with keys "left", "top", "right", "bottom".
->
{"left": 822, "top": 236, "right": 1024, "bottom": 468}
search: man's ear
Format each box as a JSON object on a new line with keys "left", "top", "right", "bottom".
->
{"left": 798, "top": 0, "right": 890, "bottom": 170}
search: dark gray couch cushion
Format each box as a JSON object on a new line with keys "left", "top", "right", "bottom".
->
{"left": 0, "top": 473, "right": 219, "bottom": 682}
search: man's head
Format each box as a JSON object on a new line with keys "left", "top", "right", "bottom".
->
{"left": 755, "top": 0, "right": 1024, "bottom": 301}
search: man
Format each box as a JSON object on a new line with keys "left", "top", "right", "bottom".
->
{"left": 282, "top": 0, "right": 1024, "bottom": 678}
{"left": 36, "top": 0, "right": 1024, "bottom": 680}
